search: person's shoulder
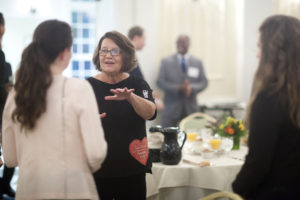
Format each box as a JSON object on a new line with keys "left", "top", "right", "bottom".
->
{"left": 86, "top": 76, "right": 95, "bottom": 84}
{"left": 189, "top": 55, "right": 202, "bottom": 63}
{"left": 129, "top": 74, "right": 144, "bottom": 83}
{"left": 162, "top": 54, "right": 176, "bottom": 61}
{"left": 253, "top": 89, "right": 287, "bottom": 120}
{"left": 160, "top": 54, "right": 177, "bottom": 67}
{"left": 5, "top": 62, "right": 11, "bottom": 68}
{"left": 129, "top": 74, "right": 149, "bottom": 86}
{"left": 86, "top": 76, "right": 94, "bottom": 81}
{"left": 4, "top": 62, "right": 12, "bottom": 73}
{"left": 0, "top": 49, "right": 4, "bottom": 64}
{"left": 0, "top": 49, "right": 4, "bottom": 58}
{"left": 67, "top": 77, "right": 93, "bottom": 93}
{"left": 255, "top": 89, "right": 279, "bottom": 108}
{"left": 256, "top": 88, "right": 275, "bottom": 100}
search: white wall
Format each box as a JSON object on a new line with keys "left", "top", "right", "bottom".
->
{"left": 239, "top": 0, "right": 273, "bottom": 102}
{"left": 95, "top": 0, "right": 157, "bottom": 88}
{"left": 132, "top": 0, "right": 157, "bottom": 88}
{"left": 0, "top": 0, "right": 71, "bottom": 73}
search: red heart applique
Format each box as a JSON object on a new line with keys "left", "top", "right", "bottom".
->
{"left": 129, "top": 137, "right": 149, "bottom": 166}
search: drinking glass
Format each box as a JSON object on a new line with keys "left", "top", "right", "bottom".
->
{"left": 187, "top": 130, "right": 198, "bottom": 142}
{"left": 210, "top": 135, "right": 222, "bottom": 151}
{"left": 221, "top": 137, "right": 233, "bottom": 153}
{"left": 184, "top": 129, "right": 198, "bottom": 154}
{"left": 201, "top": 128, "right": 212, "bottom": 150}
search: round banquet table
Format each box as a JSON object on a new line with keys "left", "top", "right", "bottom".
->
{"left": 146, "top": 145, "right": 248, "bottom": 200}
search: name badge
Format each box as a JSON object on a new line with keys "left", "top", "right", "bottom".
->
{"left": 187, "top": 66, "right": 199, "bottom": 78}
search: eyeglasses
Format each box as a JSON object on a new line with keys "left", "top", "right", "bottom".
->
{"left": 99, "top": 48, "right": 121, "bottom": 56}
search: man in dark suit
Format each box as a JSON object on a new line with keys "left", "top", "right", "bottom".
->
{"left": 0, "top": 12, "right": 15, "bottom": 199}
{"left": 157, "top": 35, "right": 208, "bottom": 127}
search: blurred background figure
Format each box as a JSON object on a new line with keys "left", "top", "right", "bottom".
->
{"left": 0, "top": 12, "right": 15, "bottom": 200}
{"left": 128, "top": 25, "right": 164, "bottom": 111}
{"left": 88, "top": 31, "right": 156, "bottom": 200}
{"left": 232, "top": 15, "right": 300, "bottom": 199}
{"left": 0, "top": 12, "right": 6, "bottom": 139}
{"left": 157, "top": 34, "right": 208, "bottom": 127}
{"left": 2, "top": 19, "right": 107, "bottom": 199}
{"left": 128, "top": 25, "right": 146, "bottom": 79}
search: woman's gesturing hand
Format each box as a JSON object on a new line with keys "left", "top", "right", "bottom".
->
{"left": 104, "top": 87, "right": 135, "bottom": 101}
{"left": 99, "top": 112, "right": 107, "bottom": 118}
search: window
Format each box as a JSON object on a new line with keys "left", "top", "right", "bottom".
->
{"left": 84, "top": 61, "right": 91, "bottom": 70}
{"left": 72, "top": 60, "right": 79, "bottom": 70}
{"left": 70, "top": 1, "right": 97, "bottom": 79}
{"left": 82, "top": 44, "right": 89, "bottom": 53}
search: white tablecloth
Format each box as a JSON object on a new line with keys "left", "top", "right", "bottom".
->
{"left": 146, "top": 146, "right": 248, "bottom": 200}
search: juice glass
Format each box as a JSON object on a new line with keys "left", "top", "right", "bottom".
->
{"left": 210, "top": 134, "right": 222, "bottom": 150}
{"left": 187, "top": 132, "right": 197, "bottom": 142}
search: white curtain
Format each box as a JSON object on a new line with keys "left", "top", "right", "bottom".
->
{"left": 154, "top": 0, "right": 241, "bottom": 102}
{"left": 273, "top": 0, "right": 300, "bottom": 18}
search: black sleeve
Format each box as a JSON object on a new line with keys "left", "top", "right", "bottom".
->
{"left": 232, "top": 91, "right": 282, "bottom": 198}
{"left": 133, "top": 77, "right": 157, "bottom": 120}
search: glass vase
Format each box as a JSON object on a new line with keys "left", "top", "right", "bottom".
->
{"left": 232, "top": 135, "right": 240, "bottom": 150}
{"left": 221, "top": 137, "right": 233, "bottom": 153}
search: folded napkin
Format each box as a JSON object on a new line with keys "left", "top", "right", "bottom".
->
{"left": 147, "top": 132, "right": 164, "bottom": 149}
{"left": 182, "top": 159, "right": 211, "bottom": 167}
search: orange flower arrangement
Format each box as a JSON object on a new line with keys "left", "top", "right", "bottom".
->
{"left": 225, "top": 126, "right": 234, "bottom": 135}
{"left": 205, "top": 115, "right": 248, "bottom": 150}
{"left": 216, "top": 116, "right": 247, "bottom": 150}
{"left": 217, "top": 116, "right": 246, "bottom": 137}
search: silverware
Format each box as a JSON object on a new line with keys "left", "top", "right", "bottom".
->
{"left": 229, "top": 156, "right": 244, "bottom": 161}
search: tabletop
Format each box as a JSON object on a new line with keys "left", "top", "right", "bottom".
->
{"left": 146, "top": 146, "right": 248, "bottom": 199}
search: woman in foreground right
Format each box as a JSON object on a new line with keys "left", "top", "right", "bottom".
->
{"left": 232, "top": 15, "right": 300, "bottom": 199}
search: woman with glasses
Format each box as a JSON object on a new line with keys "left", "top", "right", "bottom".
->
{"left": 2, "top": 20, "right": 107, "bottom": 199}
{"left": 88, "top": 31, "right": 156, "bottom": 200}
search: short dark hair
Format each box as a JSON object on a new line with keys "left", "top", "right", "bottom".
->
{"left": 128, "top": 26, "right": 144, "bottom": 40}
{"left": 0, "top": 12, "right": 5, "bottom": 26}
{"left": 177, "top": 34, "right": 190, "bottom": 45}
{"left": 93, "top": 31, "right": 137, "bottom": 72}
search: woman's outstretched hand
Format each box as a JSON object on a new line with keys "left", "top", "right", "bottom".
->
{"left": 104, "top": 87, "right": 135, "bottom": 101}
{"left": 99, "top": 112, "right": 107, "bottom": 119}
{"left": 101, "top": 88, "right": 134, "bottom": 118}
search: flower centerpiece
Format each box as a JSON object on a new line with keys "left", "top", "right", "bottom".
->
{"left": 206, "top": 115, "right": 248, "bottom": 150}
{"left": 217, "top": 116, "right": 247, "bottom": 150}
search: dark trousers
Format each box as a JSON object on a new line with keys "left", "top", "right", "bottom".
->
{"left": 94, "top": 173, "right": 146, "bottom": 200}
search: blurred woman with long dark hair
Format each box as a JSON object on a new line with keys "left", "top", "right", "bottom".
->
{"left": 233, "top": 15, "right": 300, "bottom": 200}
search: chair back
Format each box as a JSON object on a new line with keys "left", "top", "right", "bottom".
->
{"left": 200, "top": 191, "right": 243, "bottom": 200}
{"left": 179, "top": 112, "right": 217, "bottom": 133}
